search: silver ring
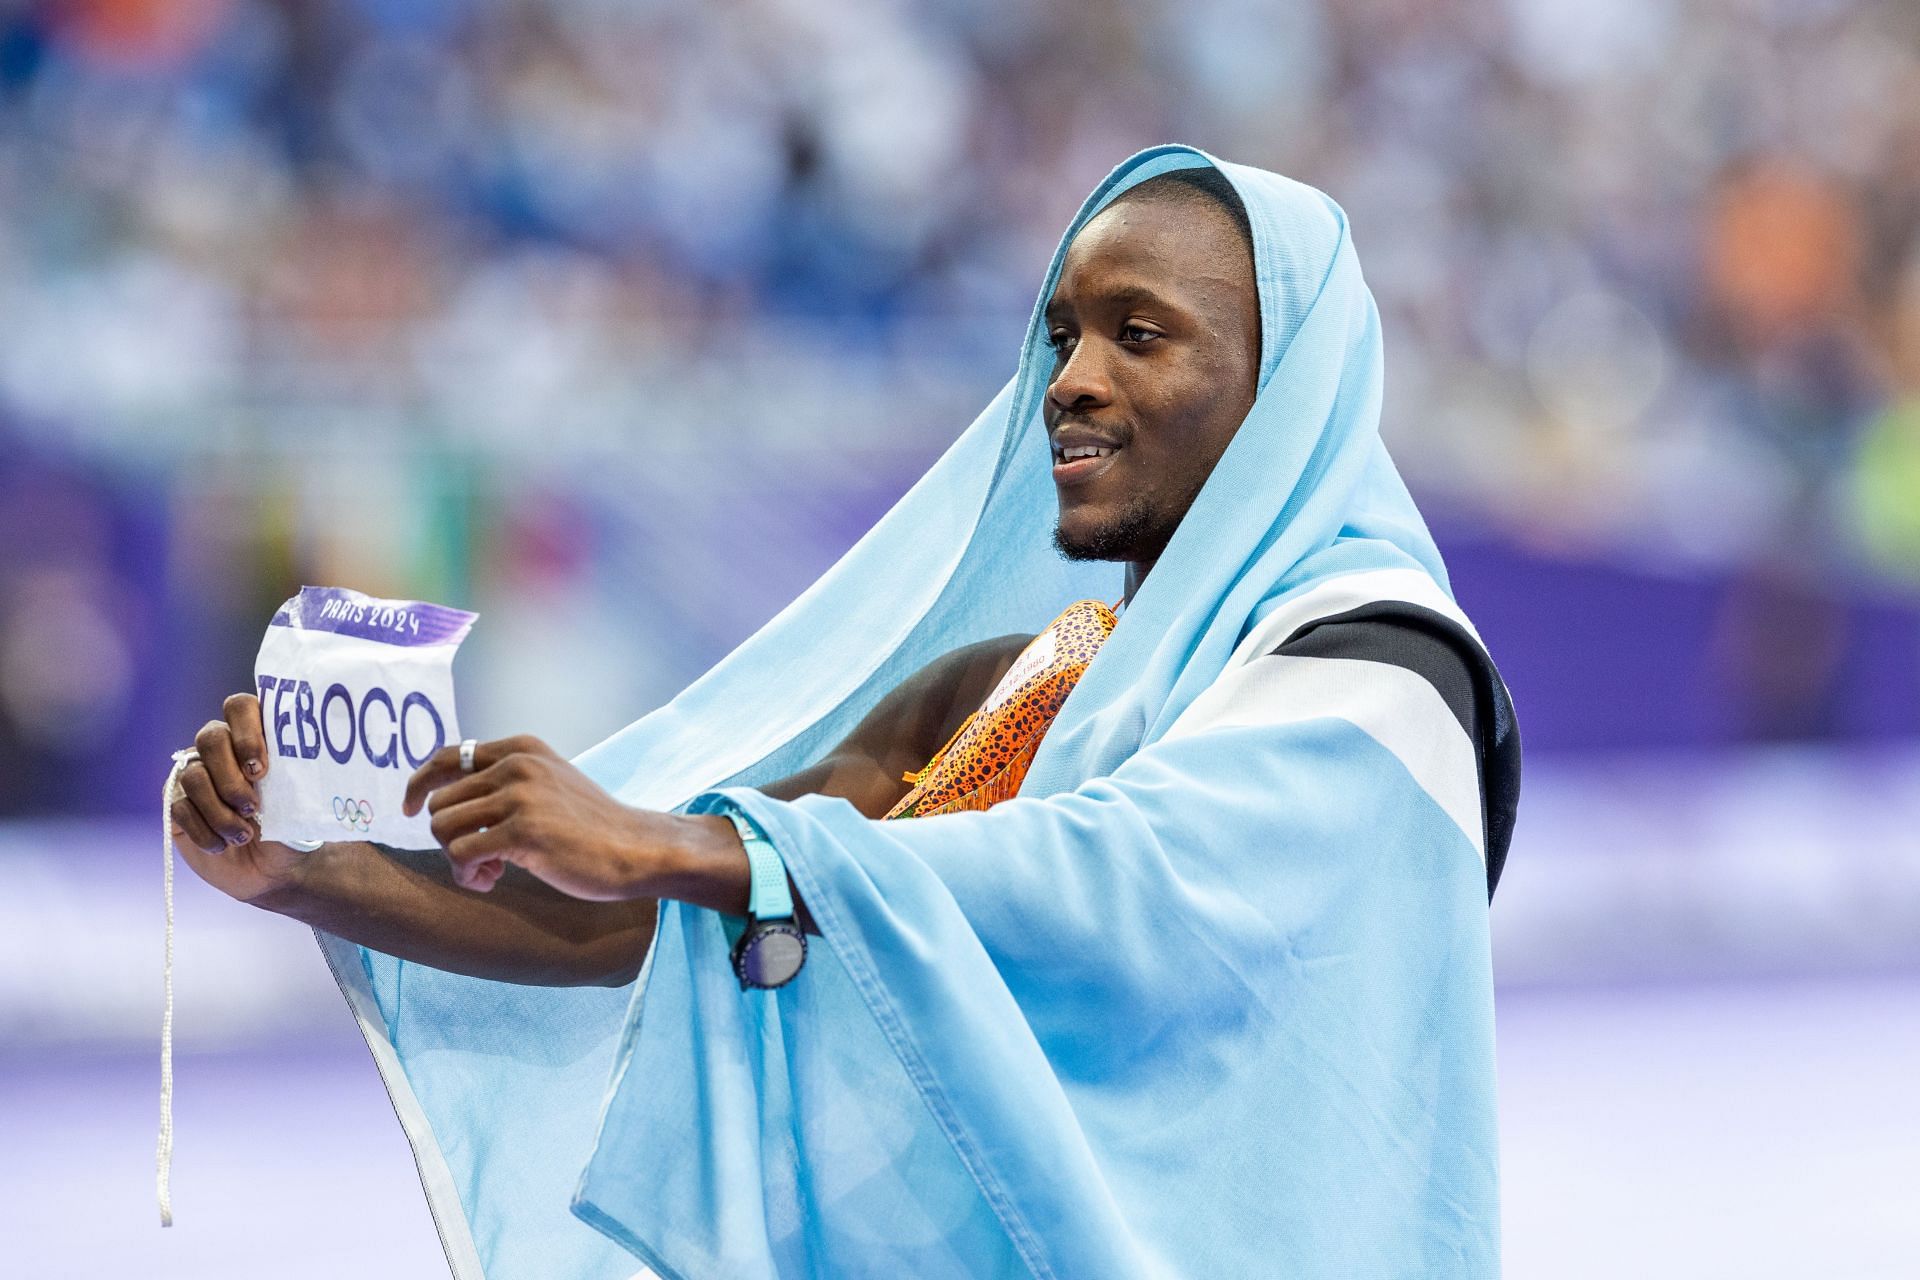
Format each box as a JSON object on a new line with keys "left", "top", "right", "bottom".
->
{"left": 459, "top": 738, "right": 478, "bottom": 774}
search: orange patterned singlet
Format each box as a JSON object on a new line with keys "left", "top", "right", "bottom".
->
{"left": 882, "top": 598, "right": 1120, "bottom": 820}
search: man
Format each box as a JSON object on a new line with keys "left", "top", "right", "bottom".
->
{"left": 173, "top": 150, "right": 1517, "bottom": 1278}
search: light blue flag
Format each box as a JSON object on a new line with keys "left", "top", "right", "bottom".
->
{"left": 319, "top": 144, "right": 1519, "bottom": 1279}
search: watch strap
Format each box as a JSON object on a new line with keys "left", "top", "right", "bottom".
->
{"left": 723, "top": 805, "right": 793, "bottom": 922}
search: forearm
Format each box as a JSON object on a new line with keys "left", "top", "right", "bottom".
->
{"left": 620, "top": 637, "right": 1015, "bottom": 932}
{"left": 255, "top": 749, "right": 864, "bottom": 977}
{"left": 656, "top": 813, "right": 818, "bottom": 935}
{"left": 257, "top": 840, "right": 657, "bottom": 986}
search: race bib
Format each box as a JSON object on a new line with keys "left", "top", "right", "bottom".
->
{"left": 252, "top": 586, "right": 477, "bottom": 848}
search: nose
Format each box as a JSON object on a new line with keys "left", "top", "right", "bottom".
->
{"left": 1046, "top": 337, "right": 1113, "bottom": 415}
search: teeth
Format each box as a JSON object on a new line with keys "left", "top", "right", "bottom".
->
{"left": 1059, "top": 445, "right": 1116, "bottom": 461}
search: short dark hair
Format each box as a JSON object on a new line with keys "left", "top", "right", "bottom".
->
{"left": 1113, "top": 167, "right": 1254, "bottom": 261}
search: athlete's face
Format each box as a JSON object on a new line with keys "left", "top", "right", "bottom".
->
{"left": 1044, "top": 193, "right": 1260, "bottom": 567}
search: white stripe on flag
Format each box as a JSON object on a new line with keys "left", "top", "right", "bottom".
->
{"left": 1165, "top": 653, "right": 1485, "bottom": 862}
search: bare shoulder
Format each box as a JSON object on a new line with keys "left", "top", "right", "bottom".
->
{"left": 849, "top": 631, "right": 1037, "bottom": 780}
{"left": 938, "top": 631, "right": 1039, "bottom": 712}
{"left": 756, "top": 631, "right": 1039, "bottom": 817}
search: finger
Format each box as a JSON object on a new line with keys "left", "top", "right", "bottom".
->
{"left": 465, "top": 857, "right": 507, "bottom": 893}
{"left": 195, "top": 719, "right": 258, "bottom": 819}
{"left": 171, "top": 795, "right": 225, "bottom": 855}
{"left": 403, "top": 736, "right": 526, "bottom": 817}
{"left": 445, "top": 824, "right": 520, "bottom": 889}
{"left": 421, "top": 761, "right": 516, "bottom": 816}
{"left": 403, "top": 747, "right": 461, "bottom": 817}
{"left": 223, "top": 693, "right": 269, "bottom": 780}
{"left": 446, "top": 845, "right": 507, "bottom": 893}
{"left": 405, "top": 736, "right": 556, "bottom": 817}
{"left": 180, "top": 762, "right": 255, "bottom": 848}
{"left": 428, "top": 794, "right": 514, "bottom": 850}
{"left": 446, "top": 821, "right": 518, "bottom": 863}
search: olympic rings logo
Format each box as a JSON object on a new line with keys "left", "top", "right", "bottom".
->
{"left": 332, "top": 796, "right": 374, "bottom": 833}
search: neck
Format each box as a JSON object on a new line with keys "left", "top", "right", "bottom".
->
{"left": 1122, "top": 559, "right": 1153, "bottom": 607}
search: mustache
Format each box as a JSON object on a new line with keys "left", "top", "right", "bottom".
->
{"left": 1045, "top": 411, "right": 1133, "bottom": 440}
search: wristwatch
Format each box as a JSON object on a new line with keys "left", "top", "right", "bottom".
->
{"left": 721, "top": 804, "right": 806, "bottom": 990}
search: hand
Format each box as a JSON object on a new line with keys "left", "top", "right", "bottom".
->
{"left": 169, "top": 693, "right": 309, "bottom": 903}
{"left": 403, "top": 735, "right": 680, "bottom": 901}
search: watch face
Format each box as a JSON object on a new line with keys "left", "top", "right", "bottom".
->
{"left": 739, "top": 924, "right": 806, "bottom": 989}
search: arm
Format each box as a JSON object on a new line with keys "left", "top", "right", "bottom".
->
{"left": 408, "top": 631, "right": 1037, "bottom": 938}
{"left": 173, "top": 633, "right": 1031, "bottom": 985}
{"left": 170, "top": 700, "right": 661, "bottom": 987}
{"left": 259, "top": 841, "right": 659, "bottom": 987}
{"left": 754, "top": 631, "right": 1036, "bottom": 819}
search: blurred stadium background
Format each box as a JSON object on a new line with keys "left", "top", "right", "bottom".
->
{"left": 2, "top": 0, "right": 1917, "bottom": 1274}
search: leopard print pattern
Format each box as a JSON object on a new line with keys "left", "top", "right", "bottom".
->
{"left": 883, "top": 598, "right": 1119, "bottom": 820}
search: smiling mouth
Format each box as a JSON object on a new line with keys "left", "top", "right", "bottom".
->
{"left": 1052, "top": 443, "right": 1122, "bottom": 486}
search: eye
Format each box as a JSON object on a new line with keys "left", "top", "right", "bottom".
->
{"left": 1046, "top": 328, "right": 1077, "bottom": 355}
{"left": 1120, "top": 323, "right": 1161, "bottom": 345}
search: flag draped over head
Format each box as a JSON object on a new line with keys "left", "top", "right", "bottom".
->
{"left": 320, "top": 144, "right": 1519, "bottom": 1279}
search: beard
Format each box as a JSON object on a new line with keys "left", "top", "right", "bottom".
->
{"left": 1052, "top": 495, "right": 1180, "bottom": 563}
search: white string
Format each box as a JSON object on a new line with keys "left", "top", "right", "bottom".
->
{"left": 159, "top": 749, "right": 194, "bottom": 1228}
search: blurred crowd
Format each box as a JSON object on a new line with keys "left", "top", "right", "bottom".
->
{"left": 1, "top": 0, "right": 1917, "bottom": 811}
